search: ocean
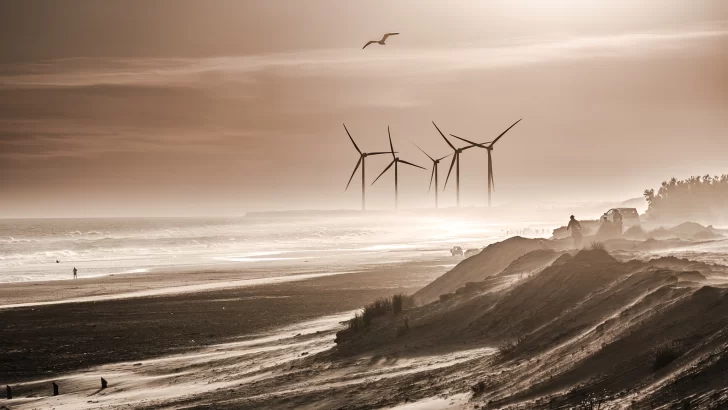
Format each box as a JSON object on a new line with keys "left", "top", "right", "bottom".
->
{"left": 0, "top": 213, "right": 556, "bottom": 283}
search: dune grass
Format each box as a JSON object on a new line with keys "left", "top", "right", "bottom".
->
{"left": 589, "top": 241, "right": 606, "bottom": 251}
{"left": 347, "top": 294, "right": 414, "bottom": 331}
{"left": 652, "top": 341, "right": 684, "bottom": 371}
{"left": 498, "top": 334, "right": 526, "bottom": 355}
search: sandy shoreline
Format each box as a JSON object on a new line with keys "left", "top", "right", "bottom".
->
{"left": 0, "top": 256, "right": 451, "bottom": 385}
{"left": 0, "top": 270, "right": 357, "bottom": 310}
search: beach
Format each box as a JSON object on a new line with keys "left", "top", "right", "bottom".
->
{"left": 0, "top": 255, "right": 451, "bottom": 388}
{"left": 5, "top": 217, "right": 728, "bottom": 409}
{"left": 0, "top": 214, "right": 538, "bottom": 409}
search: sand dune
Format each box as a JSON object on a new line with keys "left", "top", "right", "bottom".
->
{"left": 334, "top": 241, "right": 728, "bottom": 409}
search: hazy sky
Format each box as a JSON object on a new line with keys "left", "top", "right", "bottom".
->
{"left": 1, "top": 0, "right": 727, "bottom": 217}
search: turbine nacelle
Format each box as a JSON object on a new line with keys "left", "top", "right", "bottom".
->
{"left": 343, "top": 123, "right": 396, "bottom": 210}
{"left": 371, "top": 127, "right": 426, "bottom": 210}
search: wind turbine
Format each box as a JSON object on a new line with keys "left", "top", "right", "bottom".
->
{"left": 372, "top": 127, "right": 426, "bottom": 209}
{"left": 413, "top": 143, "right": 451, "bottom": 208}
{"left": 343, "top": 123, "right": 392, "bottom": 211}
{"left": 450, "top": 118, "right": 522, "bottom": 207}
{"left": 432, "top": 121, "right": 481, "bottom": 207}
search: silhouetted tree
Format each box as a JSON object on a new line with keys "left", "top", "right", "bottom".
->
{"left": 644, "top": 174, "right": 728, "bottom": 222}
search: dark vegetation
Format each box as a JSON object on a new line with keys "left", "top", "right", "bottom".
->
{"left": 644, "top": 174, "right": 728, "bottom": 222}
{"left": 652, "top": 341, "right": 685, "bottom": 371}
{"left": 346, "top": 293, "right": 413, "bottom": 331}
{"left": 498, "top": 334, "right": 526, "bottom": 356}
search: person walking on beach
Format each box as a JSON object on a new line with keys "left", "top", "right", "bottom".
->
{"left": 73, "top": 267, "right": 77, "bottom": 279}
{"left": 566, "top": 215, "right": 582, "bottom": 249}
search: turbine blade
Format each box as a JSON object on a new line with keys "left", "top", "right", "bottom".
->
{"left": 451, "top": 134, "right": 490, "bottom": 149}
{"left": 432, "top": 121, "right": 455, "bottom": 150}
{"left": 399, "top": 159, "right": 426, "bottom": 170}
{"left": 413, "top": 143, "right": 434, "bottom": 161}
{"left": 436, "top": 153, "right": 453, "bottom": 161}
{"left": 343, "top": 123, "right": 361, "bottom": 154}
{"left": 428, "top": 167, "right": 435, "bottom": 193}
{"left": 367, "top": 151, "right": 392, "bottom": 156}
{"left": 491, "top": 118, "right": 522, "bottom": 146}
{"left": 371, "top": 161, "right": 395, "bottom": 185}
{"left": 345, "top": 156, "right": 362, "bottom": 190}
{"left": 388, "top": 126, "right": 395, "bottom": 158}
{"left": 444, "top": 153, "right": 457, "bottom": 189}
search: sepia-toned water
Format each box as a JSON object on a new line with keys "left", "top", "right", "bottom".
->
{"left": 0, "top": 214, "right": 555, "bottom": 283}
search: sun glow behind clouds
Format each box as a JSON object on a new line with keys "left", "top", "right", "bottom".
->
{"left": 512, "top": 0, "right": 605, "bottom": 14}
{"left": 474, "top": 0, "right": 697, "bottom": 27}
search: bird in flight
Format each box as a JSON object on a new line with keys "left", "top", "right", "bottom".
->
{"left": 362, "top": 32, "right": 399, "bottom": 49}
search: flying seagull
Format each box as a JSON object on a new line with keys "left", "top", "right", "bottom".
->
{"left": 363, "top": 32, "right": 399, "bottom": 49}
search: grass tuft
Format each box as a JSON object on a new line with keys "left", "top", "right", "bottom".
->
{"left": 589, "top": 241, "right": 606, "bottom": 250}
{"left": 347, "top": 294, "right": 415, "bottom": 332}
{"left": 652, "top": 341, "right": 684, "bottom": 371}
{"left": 498, "top": 334, "right": 526, "bottom": 355}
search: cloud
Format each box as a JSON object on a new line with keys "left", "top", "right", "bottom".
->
{"left": 0, "top": 27, "right": 725, "bottom": 89}
{"left": 0, "top": 26, "right": 725, "bottom": 162}
{"left": 0, "top": 121, "right": 258, "bottom": 159}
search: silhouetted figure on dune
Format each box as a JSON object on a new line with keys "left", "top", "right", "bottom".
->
{"left": 73, "top": 267, "right": 77, "bottom": 279}
{"left": 567, "top": 215, "right": 582, "bottom": 248}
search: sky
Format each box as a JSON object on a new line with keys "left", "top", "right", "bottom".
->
{"left": 1, "top": 0, "right": 727, "bottom": 217}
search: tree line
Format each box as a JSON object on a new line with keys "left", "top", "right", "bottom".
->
{"left": 643, "top": 174, "right": 728, "bottom": 222}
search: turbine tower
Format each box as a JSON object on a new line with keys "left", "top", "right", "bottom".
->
{"left": 432, "top": 121, "right": 479, "bottom": 207}
{"left": 413, "top": 143, "right": 451, "bottom": 208}
{"left": 451, "top": 118, "right": 522, "bottom": 207}
{"left": 343, "top": 123, "right": 391, "bottom": 211}
{"left": 372, "top": 127, "right": 426, "bottom": 209}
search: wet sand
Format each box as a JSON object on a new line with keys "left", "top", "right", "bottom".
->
{"left": 0, "top": 256, "right": 451, "bottom": 386}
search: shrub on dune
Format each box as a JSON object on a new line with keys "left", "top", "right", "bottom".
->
{"left": 346, "top": 294, "right": 415, "bottom": 333}
{"left": 348, "top": 312, "right": 363, "bottom": 331}
{"left": 498, "top": 334, "right": 526, "bottom": 356}
{"left": 652, "top": 341, "right": 685, "bottom": 371}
